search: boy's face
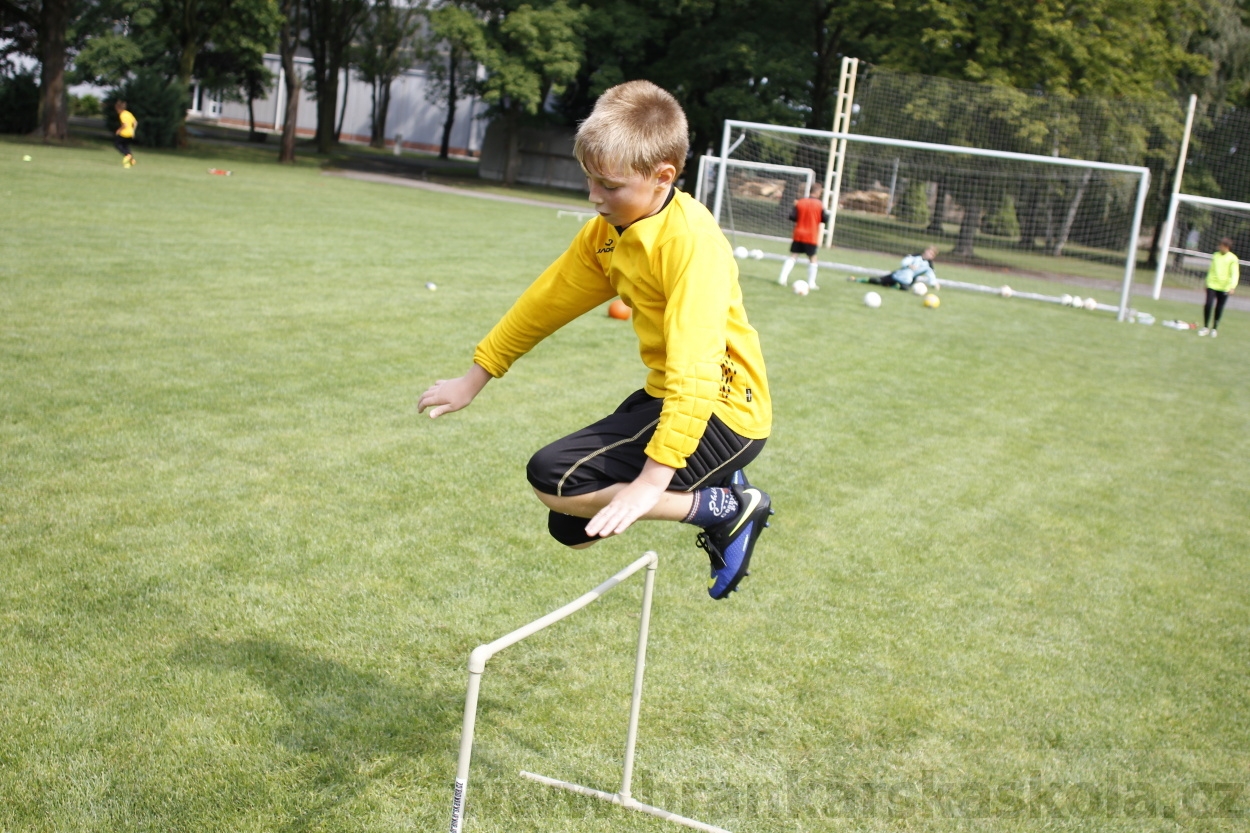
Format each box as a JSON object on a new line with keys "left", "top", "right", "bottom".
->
{"left": 923, "top": 247, "right": 938, "bottom": 260}
{"left": 584, "top": 163, "right": 676, "bottom": 229}
{"left": 1218, "top": 242, "right": 1231, "bottom": 253}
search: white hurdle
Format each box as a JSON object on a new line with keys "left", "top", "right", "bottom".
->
{"left": 449, "top": 551, "right": 733, "bottom": 833}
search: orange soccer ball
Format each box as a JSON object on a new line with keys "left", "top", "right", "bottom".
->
{"left": 608, "top": 299, "right": 631, "bottom": 320}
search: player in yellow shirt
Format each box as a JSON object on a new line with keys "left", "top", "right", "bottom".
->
{"left": 419, "top": 80, "right": 773, "bottom": 599}
{"left": 1199, "top": 237, "right": 1240, "bottom": 338}
{"left": 114, "top": 100, "right": 137, "bottom": 168}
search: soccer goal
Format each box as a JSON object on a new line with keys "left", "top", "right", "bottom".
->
{"left": 707, "top": 120, "right": 1153, "bottom": 321}
{"left": 1152, "top": 194, "right": 1250, "bottom": 295}
{"left": 691, "top": 155, "right": 816, "bottom": 242}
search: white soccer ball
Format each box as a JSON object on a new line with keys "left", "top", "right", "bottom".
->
{"left": 425, "top": 282, "right": 437, "bottom": 291}
{"left": 1071, "top": 295, "right": 1083, "bottom": 309}
{"left": 863, "top": 290, "right": 882, "bottom": 308}
{"left": 749, "top": 248, "right": 764, "bottom": 260}
{"left": 1000, "top": 285, "right": 1013, "bottom": 298}
{"left": 912, "top": 281, "right": 928, "bottom": 296}
{"left": 792, "top": 279, "right": 810, "bottom": 296}
{"left": 1061, "top": 294, "right": 1074, "bottom": 306}
{"left": 1083, "top": 296, "right": 1098, "bottom": 311}
{"left": 733, "top": 246, "right": 749, "bottom": 259}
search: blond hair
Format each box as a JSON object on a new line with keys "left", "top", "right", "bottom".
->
{"left": 574, "top": 80, "right": 689, "bottom": 178}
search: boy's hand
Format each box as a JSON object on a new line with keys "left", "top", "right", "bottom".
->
{"left": 585, "top": 459, "right": 676, "bottom": 538}
{"left": 418, "top": 364, "right": 491, "bottom": 418}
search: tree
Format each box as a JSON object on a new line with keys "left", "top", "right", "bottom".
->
{"left": 473, "top": 0, "right": 585, "bottom": 184}
{"left": 354, "top": 0, "right": 420, "bottom": 148}
{"left": 0, "top": 0, "right": 92, "bottom": 141}
{"left": 277, "top": 0, "right": 300, "bottom": 161}
{"left": 304, "top": 0, "right": 367, "bottom": 152}
{"left": 423, "top": 1, "right": 483, "bottom": 159}
{"left": 192, "top": 0, "right": 282, "bottom": 140}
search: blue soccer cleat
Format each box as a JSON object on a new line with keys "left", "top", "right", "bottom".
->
{"left": 696, "top": 482, "right": 773, "bottom": 600}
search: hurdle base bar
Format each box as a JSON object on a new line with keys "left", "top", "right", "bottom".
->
{"left": 520, "top": 771, "right": 734, "bottom": 833}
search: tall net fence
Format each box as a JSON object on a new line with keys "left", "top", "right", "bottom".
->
{"left": 1157, "top": 107, "right": 1250, "bottom": 287}
{"left": 706, "top": 123, "right": 1149, "bottom": 289}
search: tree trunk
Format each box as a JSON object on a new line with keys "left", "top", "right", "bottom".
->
{"left": 278, "top": 0, "right": 301, "bottom": 163}
{"left": 439, "top": 48, "right": 457, "bottom": 159}
{"left": 38, "top": 0, "right": 70, "bottom": 142}
{"left": 376, "top": 80, "right": 391, "bottom": 149}
{"left": 503, "top": 110, "right": 521, "bottom": 186}
{"left": 953, "top": 199, "right": 983, "bottom": 257}
{"left": 806, "top": 3, "right": 843, "bottom": 131}
{"left": 334, "top": 68, "right": 348, "bottom": 141}
{"left": 368, "top": 80, "right": 381, "bottom": 147}
{"left": 927, "top": 178, "right": 947, "bottom": 234}
{"left": 1052, "top": 168, "right": 1092, "bottom": 257}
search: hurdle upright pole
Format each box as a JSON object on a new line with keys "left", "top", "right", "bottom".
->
{"left": 618, "top": 556, "right": 658, "bottom": 800}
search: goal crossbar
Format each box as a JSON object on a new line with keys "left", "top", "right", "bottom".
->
{"left": 711, "top": 120, "right": 1153, "bottom": 321}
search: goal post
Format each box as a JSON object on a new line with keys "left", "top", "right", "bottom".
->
{"left": 710, "top": 119, "right": 1152, "bottom": 321}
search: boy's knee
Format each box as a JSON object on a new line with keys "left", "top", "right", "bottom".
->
{"left": 526, "top": 444, "right": 562, "bottom": 495}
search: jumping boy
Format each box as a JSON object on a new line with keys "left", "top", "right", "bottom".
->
{"left": 418, "top": 80, "right": 773, "bottom": 599}
{"left": 777, "top": 184, "right": 829, "bottom": 289}
{"left": 114, "top": 100, "right": 137, "bottom": 168}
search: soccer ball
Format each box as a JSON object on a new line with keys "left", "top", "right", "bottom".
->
{"left": 923, "top": 293, "right": 940, "bottom": 309}
{"left": 792, "top": 279, "right": 810, "bottom": 296}
{"left": 425, "top": 282, "right": 437, "bottom": 291}
{"left": 1061, "top": 294, "right": 1074, "bottom": 306}
{"left": 1071, "top": 295, "right": 1083, "bottom": 309}
{"left": 733, "top": 246, "right": 748, "bottom": 259}
{"left": 1083, "top": 296, "right": 1098, "bottom": 311}
{"left": 863, "top": 291, "right": 882, "bottom": 308}
{"left": 608, "top": 298, "right": 631, "bottom": 319}
{"left": 912, "top": 281, "right": 928, "bottom": 296}
{"left": 1000, "top": 285, "right": 1013, "bottom": 298}
{"left": 749, "top": 248, "right": 764, "bottom": 260}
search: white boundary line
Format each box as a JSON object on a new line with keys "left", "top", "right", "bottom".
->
{"left": 449, "top": 552, "right": 731, "bottom": 833}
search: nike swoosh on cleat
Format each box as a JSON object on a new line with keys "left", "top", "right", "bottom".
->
{"left": 728, "top": 489, "right": 762, "bottom": 538}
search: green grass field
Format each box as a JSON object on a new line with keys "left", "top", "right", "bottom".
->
{"left": 2, "top": 135, "right": 1249, "bottom": 832}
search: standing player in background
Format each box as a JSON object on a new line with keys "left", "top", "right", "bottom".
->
{"left": 418, "top": 81, "right": 773, "bottom": 600}
{"left": 1199, "top": 238, "right": 1239, "bottom": 338}
{"left": 777, "top": 184, "right": 829, "bottom": 289}
{"left": 114, "top": 100, "right": 137, "bottom": 168}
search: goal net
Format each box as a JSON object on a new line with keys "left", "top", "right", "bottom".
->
{"left": 702, "top": 120, "right": 1152, "bottom": 318}
{"left": 691, "top": 155, "right": 816, "bottom": 241}
{"left": 1154, "top": 195, "right": 1250, "bottom": 289}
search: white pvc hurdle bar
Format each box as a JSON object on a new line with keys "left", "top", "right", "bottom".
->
{"left": 448, "top": 551, "right": 732, "bottom": 833}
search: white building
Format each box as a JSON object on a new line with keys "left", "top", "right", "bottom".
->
{"left": 194, "top": 53, "right": 487, "bottom": 157}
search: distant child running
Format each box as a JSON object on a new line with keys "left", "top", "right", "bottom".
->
{"left": 114, "top": 100, "right": 137, "bottom": 168}
{"left": 850, "top": 246, "right": 938, "bottom": 290}
{"left": 777, "top": 184, "right": 829, "bottom": 289}
{"left": 419, "top": 81, "right": 773, "bottom": 600}
{"left": 1199, "top": 237, "right": 1239, "bottom": 338}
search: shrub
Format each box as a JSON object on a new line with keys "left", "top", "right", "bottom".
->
{"left": 70, "top": 94, "right": 102, "bottom": 117}
{"left": 0, "top": 73, "right": 40, "bottom": 134}
{"left": 105, "top": 71, "right": 189, "bottom": 148}
{"left": 984, "top": 193, "right": 1021, "bottom": 238}
{"left": 894, "top": 180, "right": 931, "bottom": 227}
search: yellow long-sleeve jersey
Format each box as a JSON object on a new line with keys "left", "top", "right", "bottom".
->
{"left": 473, "top": 189, "right": 771, "bottom": 469}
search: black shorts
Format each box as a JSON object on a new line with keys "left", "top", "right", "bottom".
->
{"left": 790, "top": 241, "right": 818, "bottom": 257}
{"left": 527, "top": 389, "right": 765, "bottom": 497}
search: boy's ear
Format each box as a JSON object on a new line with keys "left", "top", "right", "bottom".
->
{"left": 654, "top": 163, "right": 677, "bottom": 188}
